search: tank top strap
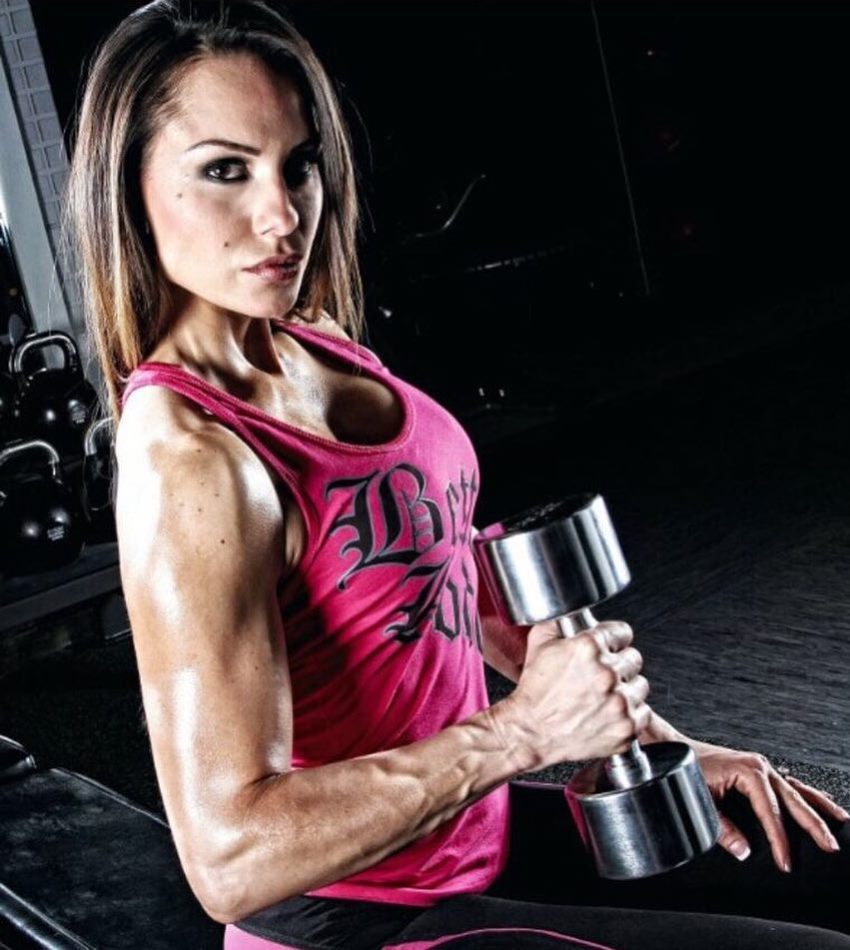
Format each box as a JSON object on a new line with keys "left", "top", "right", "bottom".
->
{"left": 120, "top": 364, "right": 314, "bottom": 524}
{"left": 271, "top": 318, "right": 384, "bottom": 370}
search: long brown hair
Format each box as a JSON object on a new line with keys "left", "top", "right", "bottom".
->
{"left": 63, "top": 0, "right": 364, "bottom": 420}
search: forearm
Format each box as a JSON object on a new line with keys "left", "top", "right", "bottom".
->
{"left": 209, "top": 701, "right": 535, "bottom": 923}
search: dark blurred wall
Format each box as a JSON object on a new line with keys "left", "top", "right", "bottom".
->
{"left": 29, "top": 1, "right": 850, "bottom": 415}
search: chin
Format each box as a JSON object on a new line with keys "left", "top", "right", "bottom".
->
{"left": 241, "top": 291, "right": 300, "bottom": 321}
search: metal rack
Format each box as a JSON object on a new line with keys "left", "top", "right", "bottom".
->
{"left": 0, "top": 543, "right": 128, "bottom": 679}
{"left": 0, "top": 3, "right": 122, "bottom": 681}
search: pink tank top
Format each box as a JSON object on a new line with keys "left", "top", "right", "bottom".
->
{"left": 121, "top": 319, "right": 510, "bottom": 907}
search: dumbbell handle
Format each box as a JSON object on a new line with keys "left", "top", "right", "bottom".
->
{"left": 556, "top": 608, "right": 653, "bottom": 788}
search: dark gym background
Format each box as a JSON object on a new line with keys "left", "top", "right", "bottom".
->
{"left": 2, "top": 0, "right": 850, "bottom": 825}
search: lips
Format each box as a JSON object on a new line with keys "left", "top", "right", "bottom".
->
{"left": 243, "top": 254, "right": 302, "bottom": 283}
{"left": 245, "top": 254, "right": 302, "bottom": 272}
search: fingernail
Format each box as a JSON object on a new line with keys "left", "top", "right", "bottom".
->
{"left": 783, "top": 858, "right": 792, "bottom": 873}
{"left": 828, "top": 833, "right": 840, "bottom": 852}
{"left": 729, "top": 840, "right": 751, "bottom": 861}
{"left": 838, "top": 807, "right": 850, "bottom": 822}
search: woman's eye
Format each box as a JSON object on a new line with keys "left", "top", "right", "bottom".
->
{"left": 203, "top": 158, "right": 247, "bottom": 182}
{"left": 284, "top": 154, "right": 319, "bottom": 189}
{"left": 202, "top": 151, "right": 320, "bottom": 187}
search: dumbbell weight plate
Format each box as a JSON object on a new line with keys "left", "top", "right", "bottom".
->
{"left": 566, "top": 741, "right": 721, "bottom": 880}
{"left": 473, "top": 493, "right": 631, "bottom": 626}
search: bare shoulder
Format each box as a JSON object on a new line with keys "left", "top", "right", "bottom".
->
{"left": 117, "top": 383, "right": 216, "bottom": 459}
{"left": 118, "top": 384, "right": 260, "bottom": 478}
{"left": 115, "top": 385, "right": 285, "bottom": 572}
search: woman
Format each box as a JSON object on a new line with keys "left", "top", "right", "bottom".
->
{"left": 64, "top": 2, "right": 849, "bottom": 947}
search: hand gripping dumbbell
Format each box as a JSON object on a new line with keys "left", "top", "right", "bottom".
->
{"left": 473, "top": 493, "right": 721, "bottom": 880}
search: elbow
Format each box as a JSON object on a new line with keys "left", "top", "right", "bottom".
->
{"left": 186, "top": 856, "right": 243, "bottom": 925}
{"left": 181, "top": 834, "right": 258, "bottom": 925}
{"left": 202, "top": 903, "right": 238, "bottom": 927}
{"left": 190, "top": 861, "right": 256, "bottom": 926}
{"left": 182, "top": 776, "right": 306, "bottom": 923}
{"left": 200, "top": 882, "right": 301, "bottom": 927}
{"left": 189, "top": 847, "right": 301, "bottom": 926}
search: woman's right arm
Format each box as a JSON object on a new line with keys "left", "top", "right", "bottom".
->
{"left": 116, "top": 412, "right": 648, "bottom": 926}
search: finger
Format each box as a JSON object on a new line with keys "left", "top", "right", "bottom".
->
{"left": 607, "top": 677, "right": 651, "bottom": 753}
{"left": 619, "top": 676, "right": 652, "bottom": 738}
{"left": 773, "top": 775, "right": 842, "bottom": 853}
{"left": 783, "top": 776, "right": 850, "bottom": 824}
{"left": 618, "top": 673, "right": 650, "bottom": 709}
{"left": 591, "top": 621, "right": 633, "bottom": 654}
{"left": 528, "top": 619, "right": 563, "bottom": 643}
{"left": 780, "top": 774, "right": 834, "bottom": 799}
{"left": 715, "top": 813, "right": 752, "bottom": 862}
{"left": 632, "top": 698, "right": 652, "bottom": 735}
{"left": 607, "top": 646, "right": 643, "bottom": 682}
{"left": 734, "top": 764, "right": 791, "bottom": 872}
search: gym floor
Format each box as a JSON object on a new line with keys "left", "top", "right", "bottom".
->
{"left": 1, "top": 284, "right": 849, "bottom": 815}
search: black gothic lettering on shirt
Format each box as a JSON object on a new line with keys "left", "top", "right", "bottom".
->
{"left": 432, "top": 556, "right": 482, "bottom": 650}
{"left": 325, "top": 462, "right": 482, "bottom": 650}
{"left": 326, "top": 464, "right": 444, "bottom": 590}
{"left": 445, "top": 468, "right": 478, "bottom": 546}
{"left": 379, "top": 464, "right": 445, "bottom": 551}
{"left": 324, "top": 471, "right": 381, "bottom": 590}
{"left": 386, "top": 559, "right": 449, "bottom": 644}
{"left": 433, "top": 577, "right": 462, "bottom": 643}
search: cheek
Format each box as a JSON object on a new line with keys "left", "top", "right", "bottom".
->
{"left": 165, "top": 184, "right": 231, "bottom": 231}
{"left": 151, "top": 182, "right": 236, "bottom": 272}
{"left": 298, "top": 179, "right": 324, "bottom": 235}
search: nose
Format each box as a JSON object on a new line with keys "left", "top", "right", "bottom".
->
{"left": 254, "top": 176, "right": 299, "bottom": 237}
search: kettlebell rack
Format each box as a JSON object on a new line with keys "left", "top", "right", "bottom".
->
{"left": 0, "top": 436, "right": 130, "bottom": 680}
{"left": 0, "top": 540, "right": 128, "bottom": 681}
{"left": 1, "top": 216, "right": 126, "bottom": 677}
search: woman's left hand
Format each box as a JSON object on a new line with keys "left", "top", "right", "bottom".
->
{"left": 693, "top": 740, "right": 850, "bottom": 871}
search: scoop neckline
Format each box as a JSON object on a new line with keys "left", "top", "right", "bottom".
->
{"left": 133, "top": 321, "right": 414, "bottom": 454}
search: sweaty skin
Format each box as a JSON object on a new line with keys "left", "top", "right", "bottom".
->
{"left": 118, "top": 47, "right": 847, "bottom": 928}
{"left": 118, "top": 51, "right": 653, "bottom": 923}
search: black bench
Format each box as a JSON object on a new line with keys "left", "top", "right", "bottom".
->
{"left": 0, "top": 734, "right": 222, "bottom": 949}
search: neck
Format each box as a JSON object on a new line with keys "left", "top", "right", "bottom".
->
{"left": 153, "top": 293, "right": 289, "bottom": 380}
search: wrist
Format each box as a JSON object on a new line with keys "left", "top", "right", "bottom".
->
{"left": 484, "top": 696, "right": 541, "bottom": 776}
{"left": 638, "top": 708, "right": 689, "bottom": 746}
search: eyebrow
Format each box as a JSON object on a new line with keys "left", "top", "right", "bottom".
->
{"left": 184, "top": 136, "right": 319, "bottom": 155}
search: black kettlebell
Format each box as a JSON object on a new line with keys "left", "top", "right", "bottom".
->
{"left": 82, "top": 417, "right": 117, "bottom": 544}
{"left": 0, "top": 439, "right": 86, "bottom": 576}
{"left": 10, "top": 331, "right": 98, "bottom": 458}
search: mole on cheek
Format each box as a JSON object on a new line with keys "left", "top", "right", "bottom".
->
{"left": 176, "top": 192, "right": 183, "bottom": 198}
{"left": 224, "top": 241, "right": 229, "bottom": 247}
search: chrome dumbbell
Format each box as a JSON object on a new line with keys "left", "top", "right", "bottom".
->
{"left": 473, "top": 493, "right": 720, "bottom": 880}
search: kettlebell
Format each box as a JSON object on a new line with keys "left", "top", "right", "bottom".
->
{"left": 10, "top": 331, "right": 98, "bottom": 458}
{"left": 0, "top": 439, "right": 86, "bottom": 576}
{"left": 82, "top": 417, "right": 117, "bottom": 544}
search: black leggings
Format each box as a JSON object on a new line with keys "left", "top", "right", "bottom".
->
{"left": 228, "top": 780, "right": 850, "bottom": 949}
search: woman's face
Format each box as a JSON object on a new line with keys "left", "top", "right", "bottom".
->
{"left": 140, "top": 53, "right": 323, "bottom": 322}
